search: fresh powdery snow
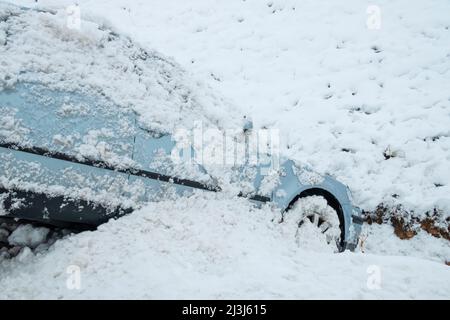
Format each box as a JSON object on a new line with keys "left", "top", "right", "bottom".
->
{"left": 0, "top": 2, "right": 241, "bottom": 135}
{"left": 0, "top": 194, "right": 449, "bottom": 299}
{"left": 0, "top": 0, "right": 449, "bottom": 299}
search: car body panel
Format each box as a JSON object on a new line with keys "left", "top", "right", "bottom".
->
{"left": 237, "top": 159, "right": 362, "bottom": 249}
{"left": 1, "top": 82, "right": 136, "bottom": 166}
{"left": 0, "top": 147, "right": 131, "bottom": 209}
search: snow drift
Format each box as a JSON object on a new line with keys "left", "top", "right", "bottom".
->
{"left": 0, "top": 194, "right": 448, "bottom": 299}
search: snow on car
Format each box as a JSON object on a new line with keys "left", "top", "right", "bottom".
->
{"left": 0, "top": 4, "right": 362, "bottom": 251}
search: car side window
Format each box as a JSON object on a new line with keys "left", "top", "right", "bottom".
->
{"left": 0, "top": 82, "right": 136, "bottom": 167}
{"left": 132, "top": 126, "right": 212, "bottom": 183}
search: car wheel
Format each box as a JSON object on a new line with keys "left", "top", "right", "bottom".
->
{"left": 283, "top": 195, "right": 342, "bottom": 250}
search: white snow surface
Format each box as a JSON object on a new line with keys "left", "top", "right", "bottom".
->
{"left": 7, "top": 224, "right": 50, "bottom": 248}
{"left": 0, "top": 2, "right": 241, "bottom": 135}
{"left": 0, "top": 0, "right": 449, "bottom": 299}
{"left": 0, "top": 194, "right": 448, "bottom": 299}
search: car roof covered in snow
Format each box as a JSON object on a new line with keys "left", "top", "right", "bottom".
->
{"left": 0, "top": 2, "right": 239, "bottom": 134}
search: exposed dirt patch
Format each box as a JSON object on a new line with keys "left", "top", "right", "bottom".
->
{"left": 391, "top": 216, "right": 416, "bottom": 240}
{"left": 420, "top": 217, "right": 450, "bottom": 241}
{"left": 364, "top": 205, "right": 449, "bottom": 241}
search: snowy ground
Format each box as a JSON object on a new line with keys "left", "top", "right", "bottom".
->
{"left": 0, "top": 194, "right": 449, "bottom": 299}
{"left": 0, "top": 0, "right": 449, "bottom": 299}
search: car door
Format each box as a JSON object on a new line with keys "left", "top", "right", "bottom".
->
{"left": 128, "top": 124, "right": 217, "bottom": 203}
{"left": 0, "top": 82, "right": 136, "bottom": 223}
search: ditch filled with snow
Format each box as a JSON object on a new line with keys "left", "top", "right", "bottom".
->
{"left": 0, "top": 194, "right": 449, "bottom": 299}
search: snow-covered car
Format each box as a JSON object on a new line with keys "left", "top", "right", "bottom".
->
{"left": 0, "top": 3, "right": 362, "bottom": 251}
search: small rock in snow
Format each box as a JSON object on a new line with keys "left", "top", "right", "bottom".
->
{"left": 0, "top": 227, "right": 9, "bottom": 242}
{"left": 8, "top": 224, "right": 50, "bottom": 248}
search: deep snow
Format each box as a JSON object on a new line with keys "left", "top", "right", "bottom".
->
{"left": 0, "top": 0, "right": 449, "bottom": 299}
{"left": 0, "top": 194, "right": 449, "bottom": 299}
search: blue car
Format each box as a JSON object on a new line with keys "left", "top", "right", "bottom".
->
{"left": 0, "top": 4, "right": 362, "bottom": 251}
